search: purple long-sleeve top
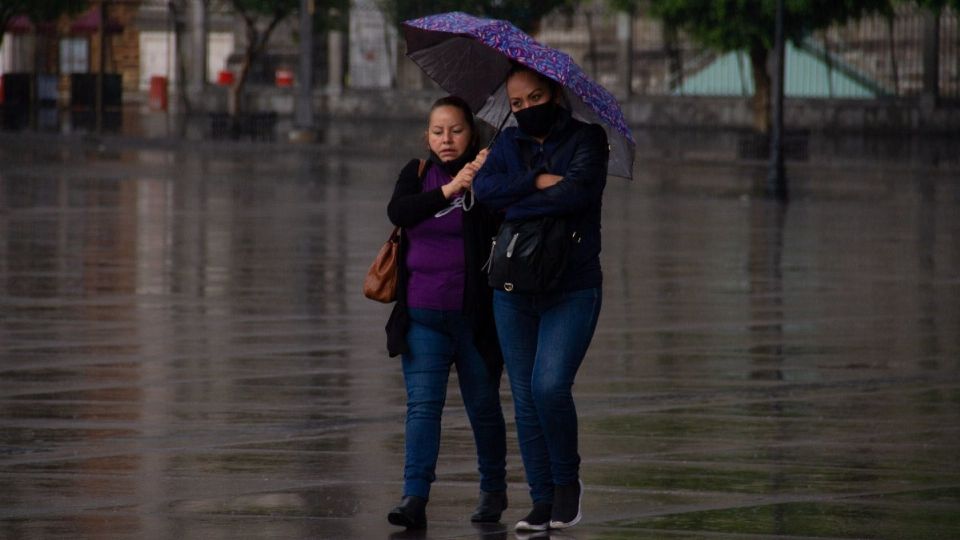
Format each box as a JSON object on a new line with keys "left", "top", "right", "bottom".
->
{"left": 404, "top": 165, "right": 466, "bottom": 311}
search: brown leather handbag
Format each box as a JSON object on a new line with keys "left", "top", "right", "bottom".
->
{"left": 363, "top": 160, "right": 427, "bottom": 303}
{"left": 363, "top": 226, "right": 401, "bottom": 303}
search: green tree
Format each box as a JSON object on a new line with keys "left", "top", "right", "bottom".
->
{"left": 216, "top": 0, "right": 347, "bottom": 116}
{"left": 380, "top": 0, "right": 569, "bottom": 32}
{"left": 911, "top": 0, "right": 960, "bottom": 10}
{"left": 216, "top": 0, "right": 297, "bottom": 116}
{"left": 313, "top": 0, "right": 350, "bottom": 34}
{"left": 649, "top": 0, "right": 892, "bottom": 132}
{"left": 607, "top": 0, "right": 641, "bottom": 96}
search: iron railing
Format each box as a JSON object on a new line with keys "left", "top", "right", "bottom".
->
{"left": 541, "top": 4, "right": 959, "bottom": 100}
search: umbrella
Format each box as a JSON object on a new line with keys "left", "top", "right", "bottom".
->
{"left": 402, "top": 12, "right": 635, "bottom": 179}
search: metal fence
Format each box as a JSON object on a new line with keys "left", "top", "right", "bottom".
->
{"left": 540, "top": 4, "right": 959, "bottom": 100}
{"left": 814, "top": 5, "right": 959, "bottom": 99}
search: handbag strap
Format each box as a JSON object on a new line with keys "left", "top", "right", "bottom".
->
{"left": 393, "top": 160, "right": 427, "bottom": 242}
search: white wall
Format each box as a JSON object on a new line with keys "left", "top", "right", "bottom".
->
{"left": 207, "top": 32, "right": 234, "bottom": 82}
{"left": 139, "top": 31, "right": 234, "bottom": 90}
{"left": 139, "top": 31, "right": 176, "bottom": 90}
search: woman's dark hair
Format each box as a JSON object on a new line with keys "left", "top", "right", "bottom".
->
{"left": 430, "top": 95, "right": 476, "bottom": 132}
{"left": 506, "top": 63, "right": 562, "bottom": 101}
{"left": 429, "top": 95, "right": 478, "bottom": 147}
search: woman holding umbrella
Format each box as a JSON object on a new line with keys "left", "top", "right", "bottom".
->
{"left": 473, "top": 64, "right": 609, "bottom": 532}
{"left": 384, "top": 95, "right": 509, "bottom": 529}
{"left": 400, "top": 11, "right": 633, "bottom": 532}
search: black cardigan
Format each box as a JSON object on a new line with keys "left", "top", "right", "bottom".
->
{"left": 384, "top": 158, "right": 503, "bottom": 375}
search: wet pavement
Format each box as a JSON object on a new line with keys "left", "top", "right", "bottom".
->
{"left": 1, "top": 125, "right": 959, "bottom": 539}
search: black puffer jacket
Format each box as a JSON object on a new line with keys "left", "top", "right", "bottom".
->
{"left": 384, "top": 158, "right": 503, "bottom": 375}
{"left": 473, "top": 108, "right": 609, "bottom": 292}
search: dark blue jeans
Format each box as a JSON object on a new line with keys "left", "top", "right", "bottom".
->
{"left": 493, "top": 288, "right": 602, "bottom": 503}
{"left": 401, "top": 308, "right": 507, "bottom": 499}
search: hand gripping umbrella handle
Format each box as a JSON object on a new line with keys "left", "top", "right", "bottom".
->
{"left": 463, "top": 110, "right": 510, "bottom": 213}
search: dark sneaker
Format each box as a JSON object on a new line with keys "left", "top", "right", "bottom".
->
{"left": 548, "top": 479, "right": 582, "bottom": 529}
{"left": 387, "top": 495, "right": 427, "bottom": 529}
{"left": 470, "top": 490, "right": 508, "bottom": 522}
{"left": 515, "top": 501, "right": 552, "bottom": 531}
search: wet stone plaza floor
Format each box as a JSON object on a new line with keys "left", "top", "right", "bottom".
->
{"left": 0, "top": 126, "right": 959, "bottom": 539}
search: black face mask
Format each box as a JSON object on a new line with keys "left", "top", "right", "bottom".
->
{"left": 514, "top": 101, "right": 558, "bottom": 138}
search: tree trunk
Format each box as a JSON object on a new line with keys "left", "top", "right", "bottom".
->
{"left": 171, "top": 1, "right": 191, "bottom": 114}
{"left": 229, "top": 17, "right": 257, "bottom": 119}
{"left": 617, "top": 11, "right": 633, "bottom": 98}
{"left": 664, "top": 24, "right": 683, "bottom": 93}
{"left": 822, "top": 30, "right": 834, "bottom": 98}
{"left": 229, "top": 13, "right": 284, "bottom": 118}
{"left": 921, "top": 7, "right": 940, "bottom": 105}
{"left": 228, "top": 48, "right": 252, "bottom": 117}
{"left": 585, "top": 10, "right": 597, "bottom": 79}
{"left": 749, "top": 45, "right": 771, "bottom": 134}
{"left": 886, "top": 15, "right": 899, "bottom": 95}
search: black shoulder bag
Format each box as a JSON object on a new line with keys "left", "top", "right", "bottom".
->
{"left": 485, "top": 216, "right": 576, "bottom": 293}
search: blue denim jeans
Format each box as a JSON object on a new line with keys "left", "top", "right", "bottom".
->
{"left": 493, "top": 288, "right": 602, "bottom": 503}
{"left": 401, "top": 308, "right": 507, "bottom": 499}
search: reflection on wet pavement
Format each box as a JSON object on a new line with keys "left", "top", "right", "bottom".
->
{"left": 1, "top": 130, "right": 958, "bottom": 539}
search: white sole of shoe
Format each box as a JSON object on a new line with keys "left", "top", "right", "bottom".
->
{"left": 515, "top": 520, "right": 549, "bottom": 532}
{"left": 548, "top": 479, "right": 583, "bottom": 529}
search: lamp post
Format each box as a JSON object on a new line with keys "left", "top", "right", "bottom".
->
{"left": 291, "top": 0, "right": 315, "bottom": 141}
{"left": 766, "top": 0, "right": 788, "bottom": 202}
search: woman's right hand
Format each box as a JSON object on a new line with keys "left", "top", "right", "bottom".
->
{"left": 442, "top": 162, "right": 480, "bottom": 199}
{"left": 442, "top": 168, "right": 469, "bottom": 199}
{"left": 441, "top": 150, "right": 490, "bottom": 199}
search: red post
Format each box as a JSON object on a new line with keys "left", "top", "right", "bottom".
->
{"left": 275, "top": 68, "right": 294, "bottom": 88}
{"left": 217, "top": 70, "right": 235, "bottom": 86}
{"left": 149, "top": 75, "right": 168, "bottom": 110}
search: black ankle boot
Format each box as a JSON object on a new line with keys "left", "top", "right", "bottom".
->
{"left": 387, "top": 495, "right": 427, "bottom": 529}
{"left": 470, "top": 490, "right": 508, "bottom": 522}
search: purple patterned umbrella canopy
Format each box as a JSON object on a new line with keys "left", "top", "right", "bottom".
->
{"left": 402, "top": 12, "right": 635, "bottom": 179}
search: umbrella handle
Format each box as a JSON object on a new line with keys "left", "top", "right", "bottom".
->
{"left": 462, "top": 110, "right": 509, "bottom": 213}
{"left": 466, "top": 110, "right": 510, "bottom": 212}
{"left": 486, "top": 110, "right": 512, "bottom": 149}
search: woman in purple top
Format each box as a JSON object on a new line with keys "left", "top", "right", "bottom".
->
{"left": 384, "top": 96, "right": 507, "bottom": 529}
